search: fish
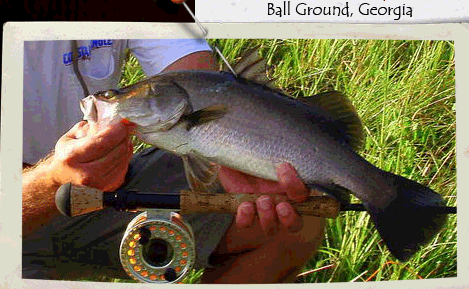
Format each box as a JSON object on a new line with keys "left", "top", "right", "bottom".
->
{"left": 80, "top": 48, "right": 447, "bottom": 262}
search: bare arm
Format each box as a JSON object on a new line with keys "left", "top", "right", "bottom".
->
{"left": 22, "top": 121, "right": 134, "bottom": 236}
{"left": 22, "top": 156, "right": 61, "bottom": 236}
{"left": 164, "top": 50, "right": 217, "bottom": 72}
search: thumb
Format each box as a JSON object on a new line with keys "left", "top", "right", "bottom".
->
{"left": 87, "top": 120, "right": 100, "bottom": 135}
{"left": 65, "top": 121, "right": 89, "bottom": 139}
{"left": 277, "top": 163, "right": 309, "bottom": 203}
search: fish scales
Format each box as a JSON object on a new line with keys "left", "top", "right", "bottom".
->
{"left": 171, "top": 72, "right": 368, "bottom": 192}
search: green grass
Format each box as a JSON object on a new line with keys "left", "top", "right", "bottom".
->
{"left": 113, "top": 39, "right": 456, "bottom": 283}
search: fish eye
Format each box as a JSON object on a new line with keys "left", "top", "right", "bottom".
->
{"left": 96, "top": 89, "right": 119, "bottom": 99}
{"left": 103, "top": 90, "right": 117, "bottom": 98}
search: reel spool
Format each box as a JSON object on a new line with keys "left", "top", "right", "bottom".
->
{"left": 119, "top": 210, "right": 196, "bottom": 283}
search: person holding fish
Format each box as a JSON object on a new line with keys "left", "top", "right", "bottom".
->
{"left": 21, "top": 38, "right": 325, "bottom": 283}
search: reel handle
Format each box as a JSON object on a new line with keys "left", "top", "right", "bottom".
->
{"left": 56, "top": 183, "right": 341, "bottom": 218}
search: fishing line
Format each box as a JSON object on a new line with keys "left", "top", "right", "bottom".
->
{"left": 72, "top": 40, "right": 90, "bottom": 97}
{"left": 182, "top": 2, "right": 207, "bottom": 36}
{"left": 181, "top": 2, "right": 237, "bottom": 75}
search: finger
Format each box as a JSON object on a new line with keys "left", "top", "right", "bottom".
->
{"left": 64, "top": 121, "right": 89, "bottom": 139}
{"left": 121, "top": 119, "right": 137, "bottom": 134}
{"left": 219, "top": 166, "right": 281, "bottom": 194}
{"left": 236, "top": 202, "right": 256, "bottom": 229}
{"left": 100, "top": 163, "right": 128, "bottom": 192}
{"left": 84, "top": 147, "right": 130, "bottom": 191}
{"left": 99, "top": 139, "right": 134, "bottom": 191}
{"left": 277, "top": 163, "right": 309, "bottom": 203}
{"left": 87, "top": 120, "right": 99, "bottom": 135}
{"left": 86, "top": 136, "right": 132, "bottom": 177}
{"left": 54, "top": 122, "right": 90, "bottom": 160}
{"left": 106, "top": 141, "right": 134, "bottom": 191}
{"left": 74, "top": 121, "right": 130, "bottom": 163}
{"left": 108, "top": 139, "right": 134, "bottom": 179}
{"left": 94, "top": 121, "right": 129, "bottom": 142}
{"left": 256, "top": 196, "right": 278, "bottom": 236}
{"left": 276, "top": 202, "right": 303, "bottom": 233}
{"left": 100, "top": 158, "right": 130, "bottom": 192}
{"left": 75, "top": 123, "right": 89, "bottom": 139}
{"left": 218, "top": 166, "right": 255, "bottom": 194}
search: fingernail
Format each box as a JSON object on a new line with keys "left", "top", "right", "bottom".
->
{"left": 240, "top": 203, "right": 254, "bottom": 215}
{"left": 258, "top": 196, "right": 272, "bottom": 211}
{"left": 276, "top": 203, "right": 290, "bottom": 217}
{"left": 77, "top": 121, "right": 87, "bottom": 129}
{"left": 277, "top": 163, "right": 295, "bottom": 183}
{"left": 278, "top": 163, "right": 291, "bottom": 173}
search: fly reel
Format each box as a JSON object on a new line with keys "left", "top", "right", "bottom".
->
{"left": 119, "top": 210, "right": 196, "bottom": 283}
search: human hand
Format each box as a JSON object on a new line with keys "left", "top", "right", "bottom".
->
{"left": 218, "top": 163, "right": 310, "bottom": 236}
{"left": 50, "top": 120, "right": 134, "bottom": 192}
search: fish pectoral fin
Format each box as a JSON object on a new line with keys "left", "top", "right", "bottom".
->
{"left": 184, "top": 104, "right": 228, "bottom": 130}
{"left": 298, "top": 91, "right": 364, "bottom": 151}
{"left": 182, "top": 153, "right": 225, "bottom": 193}
{"left": 138, "top": 122, "right": 174, "bottom": 133}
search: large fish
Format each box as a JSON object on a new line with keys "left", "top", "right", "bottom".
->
{"left": 80, "top": 48, "right": 447, "bottom": 261}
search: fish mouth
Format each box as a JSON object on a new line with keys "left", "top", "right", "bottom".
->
{"left": 79, "top": 95, "right": 98, "bottom": 122}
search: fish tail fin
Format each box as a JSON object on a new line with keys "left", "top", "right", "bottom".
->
{"left": 365, "top": 173, "right": 447, "bottom": 261}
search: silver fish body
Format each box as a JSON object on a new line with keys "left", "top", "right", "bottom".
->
{"left": 82, "top": 51, "right": 447, "bottom": 262}
{"left": 136, "top": 72, "right": 380, "bottom": 203}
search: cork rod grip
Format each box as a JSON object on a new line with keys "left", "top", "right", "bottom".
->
{"left": 56, "top": 183, "right": 341, "bottom": 219}
{"left": 179, "top": 190, "right": 340, "bottom": 218}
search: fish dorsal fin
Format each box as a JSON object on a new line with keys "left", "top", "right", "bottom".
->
{"left": 299, "top": 91, "right": 364, "bottom": 151}
{"left": 226, "top": 47, "right": 277, "bottom": 89}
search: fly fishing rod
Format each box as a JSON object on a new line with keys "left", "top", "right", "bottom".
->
{"left": 55, "top": 183, "right": 456, "bottom": 283}
{"left": 55, "top": 183, "right": 456, "bottom": 218}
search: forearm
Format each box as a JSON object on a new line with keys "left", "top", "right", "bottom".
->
{"left": 22, "top": 154, "right": 61, "bottom": 236}
{"left": 164, "top": 51, "right": 217, "bottom": 72}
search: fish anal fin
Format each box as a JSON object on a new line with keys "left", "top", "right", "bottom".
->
{"left": 182, "top": 153, "right": 225, "bottom": 193}
{"left": 184, "top": 104, "right": 228, "bottom": 130}
{"left": 299, "top": 91, "right": 364, "bottom": 151}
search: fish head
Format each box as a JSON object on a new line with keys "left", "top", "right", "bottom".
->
{"left": 80, "top": 80, "right": 192, "bottom": 131}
